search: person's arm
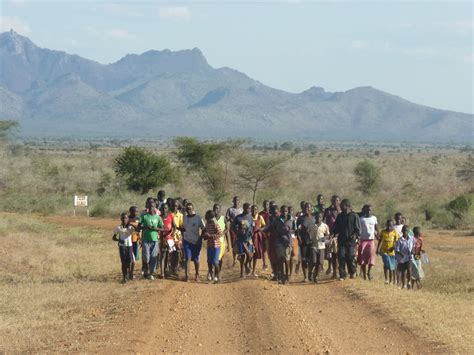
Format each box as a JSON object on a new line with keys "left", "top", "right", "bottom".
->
{"left": 374, "top": 222, "right": 379, "bottom": 240}
{"left": 376, "top": 232, "right": 382, "bottom": 254}
{"left": 112, "top": 226, "right": 119, "bottom": 241}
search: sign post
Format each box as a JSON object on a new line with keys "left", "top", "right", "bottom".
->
{"left": 73, "top": 195, "right": 89, "bottom": 217}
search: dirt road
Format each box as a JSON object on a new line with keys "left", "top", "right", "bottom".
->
{"left": 43, "top": 216, "right": 445, "bottom": 353}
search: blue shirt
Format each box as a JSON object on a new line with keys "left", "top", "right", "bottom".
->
{"left": 233, "top": 214, "right": 254, "bottom": 242}
{"left": 395, "top": 236, "right": 414, "bottom": 263}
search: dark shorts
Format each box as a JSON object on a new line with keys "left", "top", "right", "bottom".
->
{"left": 300, "top": 245, "right": 311, "bottom": 263}
{"left": 397, "top": 261, "right": 410, "bottom": 273}
{"left": 207, "top": 247, "right": 221, "bottom": 265}
{"left": 183, "top": 240, "right": 202, "bottom": 262}
{"left": 309, "top": 248, "right": 325, "bottom": 265}
{"left": 119, "top": 245, "right": 133, "bottom": 266}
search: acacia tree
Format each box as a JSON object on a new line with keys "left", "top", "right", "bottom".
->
{"left": 235, "top": 155, "right": 283, "bottom": 203}
{"left": 354, "top": 160, "right": 381, "bottom": 195}
{"left": 114, "top": 146, "right": 174, "bottom": 194}
{"left": 174, "top": 137, "right": 242, "bottom": 201}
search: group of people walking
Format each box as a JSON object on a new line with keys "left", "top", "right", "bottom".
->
{"left": 112, "top": 191, "right": 427, "bottom": 289}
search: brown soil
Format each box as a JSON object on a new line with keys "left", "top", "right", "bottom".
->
{"left": 42, "top": 216, "right": 448, "bottom": 353}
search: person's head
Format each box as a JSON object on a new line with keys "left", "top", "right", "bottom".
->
{"left": 176, "top": 198, "right": 183, "bottom": 211}
{"left": 166, "top": 197, "right": 173, "bottom": 206}
{"left": 157, "top": 190, "right": 166, "bottom": 201}
{"left": 280, "top": 205, "right": 288, "bottom": 217}
{"left": 269, "top": 200, "right": 276, "bottom": 209}
{"left": 341, "top": 199, "right": 351, "bottom": 213}
{"left": 315, "top": 212, "right": 323, "bottom": 224}
{"left": 242, "top": 203, "right": 251, "bottom": 215}
{"left": 205, "top": 210, "right": 215, "bottom": 222}
{"left": 401, "top": 216, "right": 407, "bottom": 225}
{"left": 232, "top": 196, "right": 240, "bottom": 208}
{"left": 145, "top": 197, "right": 154, "bottom": 209}
{"left": 213, "top": 203, "right": 221, "bottom": 217}
{"left": 362, "top": 204, "right": 372, "bottom": 217}
{"left": 288, "top": 206, "right": 294, "bottom": 216}
{"left": 251, "top": 204, "right": 258, "bottom": 216}
{"left": 331, "top": 195, "right": 341, "bottom": 208}
{"left": 161, "top": 203, "right": 169, "bottom": 216}
{"left": 300, "top": 200, "right": 306, "bottom": 211}
{"left": 262, "top": 200, "right": 270, "bottom": 211}
{"left": 304, "top": 202, "right": 312, "bottom": 216}
{"left": 149, "top": 201, "right": 157, "bottom": 214}
{"left": 182, "top": 199, "right": 188, "bottom": 210}
{"left": 185, "top": 202, "right": 194, "bottom": 215}
{"left": 413, "top": 226, "right": 421, "bottom": 237}
{"left": 394, "top": 212, "right": 403, "bottom": 225}
{"left": 401, "top": 225, "right": 409, "bottom": 238}
{"left": 270, "top": 204, "right": 279, "bottom": 217}
{"left": 317, "top": 194, "right": 324, "bottom": 205}
{"left": 385, "top": 219, "right": 394, "bottom": 231}
{"left": 129, "top": 205, "right": 138, "bottom": 217}
{"left": 120, "top": 212, "right": 129, "bottom": 225}
{"left": 169, "top": 198, "right": 176, "bottom": 212}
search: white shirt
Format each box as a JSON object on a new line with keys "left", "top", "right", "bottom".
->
{"left": 113, "top": 224, "right": 133, "bottom": 246}
{"left": 183, "top": 214, "right": 205, "bottom": 244}
{"left": 360, "top": 215, "right": 378, "bottom": 240}
{"left": 394, "top": 224, "right": 404, "bottom": 239}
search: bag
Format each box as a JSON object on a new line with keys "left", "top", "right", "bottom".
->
{"left": 421, "top": 252, "right": 429, "bottom": 264}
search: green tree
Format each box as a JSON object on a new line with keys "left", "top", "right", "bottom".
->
{"left": 235, "top": 155, "right": 283, "bottom": 203}
{"left": 354, "top": 160, "right": 381, "bottom": 195}
{"left": 174, "top": 137, "right": 241, "bottom": 201}
{"left": 0, "top": 120, "right": 19, "bottom": 141}
{"left": 114, "top": 146, "right": 174, "bottom": 194}
{"left": 446, "top": 194, "right": 472, "bottom": 222}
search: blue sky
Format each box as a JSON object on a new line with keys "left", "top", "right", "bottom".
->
{"left": 1, "top": 0, "right": 473, "bottom": 113}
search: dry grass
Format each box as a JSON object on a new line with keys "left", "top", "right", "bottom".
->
{"left": 345, "top": 230, "right": 474, "bottom": 353}
{"left": 0, "top": 214, "right": 158, "bottom": 352}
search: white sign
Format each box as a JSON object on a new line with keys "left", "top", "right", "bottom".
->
{"left": 74, "top": 195, "right": 88, "bottom": 207}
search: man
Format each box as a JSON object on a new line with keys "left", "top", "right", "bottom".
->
{"left": 323, "top": 195, "right": 341, "bottom": 278}
{"left": 259, "top": 200, "right": 271, "bottom": 271}
{"left": 225, "top": 196, "right": 243, "bottom": 266}
{"left": 139, "top": 201, "right": 163, "bottom": 280}
{"left": 313, "top": 194, "right": 325, "bottom": 215}
{"left": 157, "top": 190, "right": 166, "bottom": 211}
{"left": 296, "top": 202, "right": 315, "bottom": 282}
{"left": 268, "top": 205, "right": 292, "bottom": 284}
{"left": 182, "top": 202, "right": 205, "bottom": 282}
{"left": 232, "top": 203, "right": 254, "bottom": 278}
{"left": 333, "top": 199, "right": 360, "bottom": 280}
{"left": 358, "top": 204, "right": 379, "bottom": 280}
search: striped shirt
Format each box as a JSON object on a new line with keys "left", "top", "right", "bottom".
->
{"left": 205, "top": 220, "right": 223, "bottom": 248}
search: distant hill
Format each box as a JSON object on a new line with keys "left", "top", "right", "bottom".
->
{"left": 1, "top": 30, "right": 472, "bottom": 142}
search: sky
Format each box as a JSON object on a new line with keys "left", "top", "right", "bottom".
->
{"left": 0, "top": 0, "right": 473, "bottom": 113}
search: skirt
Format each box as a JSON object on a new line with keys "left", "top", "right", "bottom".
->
{"left": 410, "top": 259, "right": 425, "bottom": 280}
{"left": 252, "top": 230, "right": 265, "bottom": 259}
{"left": 357, "top": 240, "right": 376, "bottom": 266}
{"left": 381, "top": 253, "right": 396, "bottom": 271}
{"left": 218, "top": 236, "right": 226, "bottom": 260}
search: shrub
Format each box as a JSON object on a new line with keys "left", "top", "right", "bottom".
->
{"left": 114, "top": 146, "right": 174, "bottom": 194}
{"left": 446, "top": 194, "right": 473, "bottom": 222}
{"left": 354, "top": 160, "right": 381, "bottom": 195}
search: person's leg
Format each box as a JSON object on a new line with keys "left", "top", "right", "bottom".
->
{"left": 252, "top": 255, "right": 258, "bottom": 276}
{"left": 338, "top": 245, "right": 346, "bottom": 279}
{"left": 262, "top": 237, "right": 268, "bottom": 270}
{"left": 119, "top": 247, "right": 127, "bottom": 282}
{"left": 347, "top": 244, "right": 356, "bottom": 278}
{"left": 239, "top": 255, "right": 245, "bottom": 277}
{"left": 193, "top": 260, "right": 200, "bottom": 281}
{"left": 361, "top": 264, "right": 367, "bottom": 280}
{"left": 367, "top": 264, "right": 373, "bottom": 280}
{"left": 383, "top": 267, "right": 388, "bottom": 283}
{"left": 142, "top": 242, "right": 150, "bottom": 278}
{"left": 149, "top": 242, "right": 159, "bottom": 277}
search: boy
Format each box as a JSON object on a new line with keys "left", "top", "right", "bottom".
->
{"left": 410, "top": 226, "right": 425, "bottom": 289}
{"left": 273, "top": 205, "right": 292, "bottom": 284}
{"left": 128, "top": 206, "right": 140, "bottom": 280}
{"left": 296, "top": 202, "right": 315, "bottom": 282}
{"left": 226, "top": 196, "right": 243, "bottom": 266}
{"left": 159, "top": 203, "right": 175, "bottom": 278}
{"left": 182, "top": 202, "right": 205, "bottom": 282}
{"left": 377, "top": 219, "right": 398, "bottom": 285}
{"left": 232, "top": 203, "right": 254, "bottom": 278}
{"left": 203, "top": 210, "right": 223, "bottom": 283}
{"left": 395, "top": 225, "right": 413, "bottom": 289}
{"left": 112, "top": 213, "right": 134, "bottom": 283}
{"left": 309, "top": 212, "right": 329, "bottom": 283}
{"left": 139, "top": 201, "right": 163, "bottom": 280}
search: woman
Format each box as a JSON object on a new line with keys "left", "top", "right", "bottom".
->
{"left": 251, "top": 204, "right": 266, "bottom": 276}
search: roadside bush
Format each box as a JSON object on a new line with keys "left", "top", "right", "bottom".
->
{"left": 446, "top": 194, "right": 473, "bottom": 222}
{"left": 354, "top": 160, "right": 381, "bottom": 195}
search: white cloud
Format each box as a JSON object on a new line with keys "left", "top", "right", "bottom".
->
{"left": 6, "top": 0, "right": 27, "bottom": 8}
{"left": 0, "top": 16, "right": 31, "bottom": 35}
{"left": 158, "top": 6, "right": 191, "bottom": 21}
{"left": 84, "top": 26, "right": 135, "bottom": 41}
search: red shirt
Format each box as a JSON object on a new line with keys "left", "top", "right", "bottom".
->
{"left": 160, "top": 213, "right": 174, "bottom": 240}
{"left": 205, "top": 221, "right": 222, "bottom": 248}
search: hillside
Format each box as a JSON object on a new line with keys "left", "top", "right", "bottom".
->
{"left": 0, "top": 30, "right": 472, "bottom": 141}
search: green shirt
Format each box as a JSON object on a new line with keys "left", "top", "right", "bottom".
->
{"left": 140, "top": 213, "right": 163, "bottom": 242}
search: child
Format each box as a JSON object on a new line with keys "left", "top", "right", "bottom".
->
{"left": 410, "top": 226, "right": 425, "bottom": 289}
{"left": 112, "top": 213, "right": 135, "bottom": 283}
{"left": 232, "top": 203, "right": 254, "bottom": 278}
{"left": 395, "top": 225, "right": 413, "bottom": 289}
{"left": 128, "top": 206, "right": 140, "bottom": 280}
{"left": 203, "top": 210, "right": 223, "bottom": 283}
{"left": 377, "top": 219, "right": 398, "bottom": 285}
{"left": 159, "top": 203, "right": 175, "bottom": 279}
{"left": 309, "top": 212, "right": 330, "bottom": 283}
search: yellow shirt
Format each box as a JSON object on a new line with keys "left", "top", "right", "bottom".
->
{"left": 172, "top": 211, "right": 184, "bottom": 242}
{"left": 379, "top": 230, "right": 399, "bottom": 256}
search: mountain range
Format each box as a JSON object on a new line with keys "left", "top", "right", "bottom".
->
{"left": 0, "top": 29, "right": 472, "bottom": 142}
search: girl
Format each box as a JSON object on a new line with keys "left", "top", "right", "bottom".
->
{"left": 377, "top": 219, "right": 398, "bottom": 285}
{"left": 395, "top": 225, "right": 413, "bottom": 289}
{"left": 128, "top": 206, "right": 140, "bottom": 280}
{"left": 112, "top": 212, "right": 135, "bottom": 283}
{"left": 159, "top": 203, "right": 175, "bottom": 278}
{"left": 203, "top": 210, "right": 223, "bottom": 283}
{"left": 251, "top": 204, "right": 266, "bottom": 277}
{"left": 410, "top": 226, "right": 425, "bottom": 289}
